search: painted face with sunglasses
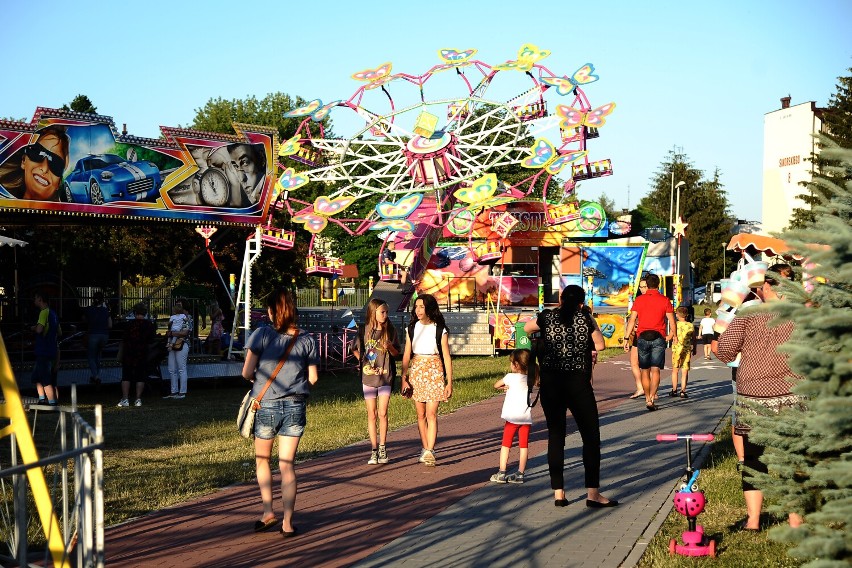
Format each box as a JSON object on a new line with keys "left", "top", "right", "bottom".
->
{"left": 20, "top": 131, "right": 69, "bottom": 201}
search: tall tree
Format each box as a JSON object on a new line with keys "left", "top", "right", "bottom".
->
{"left": 637, "top": 149, "right": 734, "bottom": 283}
{"left": 61, "top": 95, "right": 97, "bottom": 114}
{"left": 749, "top": 138, "right": 852, "bottom": 565}
{"left": 789, "top": 67, "right": 852, "bottom": 228}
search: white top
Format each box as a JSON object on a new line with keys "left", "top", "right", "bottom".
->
{"left": 500, "top": 372, "right": 532, "bottom": 425}
{"left": 699, "top": 317, "right": 715, "bottom": 335}
{"left": 411, "top": 321, "right": 447, "bottom": 355}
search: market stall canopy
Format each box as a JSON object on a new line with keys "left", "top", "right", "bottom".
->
{"left": 727, "top": 233, "right": 803, "bottom": 260}
{"left": 0, "top": 235, "right": 28, "bottom": 247}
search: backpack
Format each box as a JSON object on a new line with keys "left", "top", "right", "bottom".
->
{"left": 407, "top": 321, "right": 447, "bottom": 376}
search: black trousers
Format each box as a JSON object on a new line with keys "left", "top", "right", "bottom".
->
{"left": 742, "top": 434, "right": 768, "bottom": 492}
{"left": 539, "top": 367, "right": 601, "bottom": 490}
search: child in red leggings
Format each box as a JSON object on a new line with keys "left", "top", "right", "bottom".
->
{"left": 489, "top": 349, "right": 534, "bottom": 484}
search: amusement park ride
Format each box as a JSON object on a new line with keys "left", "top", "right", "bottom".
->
{"left": 257, "top": 44, "right": 617, "bottom": 313}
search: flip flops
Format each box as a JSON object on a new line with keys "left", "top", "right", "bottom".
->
{"left": 253, "top": 517, "right": 279, "bottom": 532}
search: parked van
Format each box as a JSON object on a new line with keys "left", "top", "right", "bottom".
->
{"left": 704, "top": 281, "right": 722, "bottom": 304}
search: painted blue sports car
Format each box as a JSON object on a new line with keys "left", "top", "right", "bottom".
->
{"left": 61, "top": 154, "right": 162, "bottom": 204}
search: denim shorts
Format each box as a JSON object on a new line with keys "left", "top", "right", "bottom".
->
{"left": 637, "top": 336, "right": 667, "bottom": 370}
{"left": 254, "top": 398, "right": 307, "bottom": 440}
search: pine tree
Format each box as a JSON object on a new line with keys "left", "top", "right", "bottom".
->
{"left": 789, "top": 68, "right": 852, "bottom": 228}
{"left": 638, "top": 149, "right": 734, "bottom": 282}
{"left": 748, "top": 137, "right": 852, "bottom": 566}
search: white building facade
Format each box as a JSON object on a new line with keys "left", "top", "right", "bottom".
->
{"left": 761, "top": 97, "right": 825, "bottom": 235}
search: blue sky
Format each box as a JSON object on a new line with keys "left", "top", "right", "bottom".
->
{"left": 1, "top": 0, "right": 850, "bottom": 221}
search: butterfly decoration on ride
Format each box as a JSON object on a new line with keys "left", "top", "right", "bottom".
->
{"left": 453, "top": 173, "right": 518, "bottom": 212}
{"left": 351, "top": 62, "right": 402, "bottom": 90}
{"left": 291, "top": 195, "right": 357, "bottom": 234}
{"left": 274, "top": 167, "right": 310, "bottom": 196}
{"left": 283, "top": 99, "right": 341, "bottom": 122}
{"left": 541, "top": 63, "right": 599, "bottom": 96}
{"left": 555, "top": 103, "right": 617, "bottom": 130}
{"left": 369, "top": 219, "right": 416, "bottom": 233}
{"left": 520, "top": 138, "right": 588, "bottom": 176}
{"left": 432, "top": 48, "right": 478, "bottom": 72}
{"left": 493, "top": 43, "right": 551, "bottom": 71}
{"left": 278, "top": 135, "right": 301, "bottom": 157}
{"left": 375, "top": 193, "right": 423, "bottom": 219}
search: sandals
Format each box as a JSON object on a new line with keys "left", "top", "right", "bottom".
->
{"left": 253, "top": 517, "right": 279, "bottom": 532}
{"left": 629, "top": 391, "right": 644, "bottom": 399}
{"left": 646, "top": 403, "right": 658, "bottom": 412}
{"left": 668, "top": 390, "right": 677, "bottom": 397}
{"left": 679, "top": 391, "right": 689, "bottom": 399}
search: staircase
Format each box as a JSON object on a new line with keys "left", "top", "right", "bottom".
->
{"left": 443, "top": 311, "right": 494, "bottom": 356}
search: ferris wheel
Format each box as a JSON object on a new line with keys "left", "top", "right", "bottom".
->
{"left": 275, "top": 44, "right": 615, "bottom": 243}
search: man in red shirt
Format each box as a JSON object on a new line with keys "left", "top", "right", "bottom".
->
{"left": 623, "top": 274, "right": 675, "bottom": 410}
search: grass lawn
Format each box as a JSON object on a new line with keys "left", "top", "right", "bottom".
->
{"left": 638, "top": 422, "right": 803, "bottom": 567}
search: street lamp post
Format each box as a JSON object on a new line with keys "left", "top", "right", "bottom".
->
{"left": 672, "top": 180, "right": 686, "bottom": 274}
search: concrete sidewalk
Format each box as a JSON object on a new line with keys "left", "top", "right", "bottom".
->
{"left": 105, "top": 354, "right": 733, "bottom": 567}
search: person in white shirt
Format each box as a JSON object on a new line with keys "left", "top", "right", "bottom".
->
{"left": 489, "top": 349, "right": 535, "bottom": 484}
{"left": 698, "top": 308, "right": 715, "bottom": 360}
{"left": 400, "top": 294, "right": 453, "bottom": 466}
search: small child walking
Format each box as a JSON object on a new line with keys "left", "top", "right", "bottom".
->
{"left": 669, "top": 306, "right": 695, "bottom": 398}
{"left": 698, "top": 308, "right": 715, "bottom": 360}
{"left": 490, "top": 349, "right": 533, "bottom": 484}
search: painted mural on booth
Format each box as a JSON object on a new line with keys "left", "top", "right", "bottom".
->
{"left": 0, "top": 108, "right": 275, "bottom": 225}
{"left": 418, "top": 244, "right": 539, "bottom": 307}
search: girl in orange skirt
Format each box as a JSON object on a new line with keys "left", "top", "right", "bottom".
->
{"left": 400, "top": 294, "right": 453, "bottom": 466}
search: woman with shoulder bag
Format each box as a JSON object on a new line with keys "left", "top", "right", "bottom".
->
{"left": 165, "top": 299, "right": 192, "bottom": 399}
{"left": 524, "top": 285, "right": 617, "bottom": 509}
{"left": 241, "top": 288, "right": 318, "bottom": 537}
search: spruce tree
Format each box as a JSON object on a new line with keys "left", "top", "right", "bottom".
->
{"left": 748, "top": 137, "right": 852, "bottom": 566}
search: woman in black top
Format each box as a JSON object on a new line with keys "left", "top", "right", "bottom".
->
{"left": 524, "top": 285, "right": 617, "bottom": 508}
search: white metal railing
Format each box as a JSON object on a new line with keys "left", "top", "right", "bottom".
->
{"left": 0, "top": 387, "right": 104, "bottom": 568}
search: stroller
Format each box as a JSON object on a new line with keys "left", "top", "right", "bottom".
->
{"left": 656, "top": 433, "right": 717, "bottom": 557}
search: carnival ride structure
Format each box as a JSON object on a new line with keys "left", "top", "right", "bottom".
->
{"left": 267, "top": 44, "right": 617, "bottom": 317}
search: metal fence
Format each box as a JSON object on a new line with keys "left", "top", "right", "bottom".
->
{"left": 0, "top": 388, "right": 104, "bottom": 568}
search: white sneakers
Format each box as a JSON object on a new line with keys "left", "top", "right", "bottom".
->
{"left": 118, "top": 399, "right": 143, "bottom": 407}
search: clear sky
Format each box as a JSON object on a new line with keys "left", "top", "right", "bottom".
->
{"left": 1, "top": 0, "right": 850, "bottom": 222}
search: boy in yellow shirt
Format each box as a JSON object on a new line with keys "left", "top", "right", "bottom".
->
{"left": 669, "top": 306, "right": 695, "bottom": 398}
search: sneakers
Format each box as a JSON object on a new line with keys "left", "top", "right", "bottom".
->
{"left": 163, "top": 393, "right": 177, "bottom": 399}
{"left": 507, "top": 472, "right": 525, "bottom": 484}
{"left": 418, "top": 448, "right": 427, "bottom": 463}
{"left": 422, "top": 449, "right": 436, "bottom": 466}
{"left": 367, "top": 450, "right": 378, "bottom": 465}
{"left": 134, "top": 399, "right": 143, "bottom": 407}
{"left": 174, "top": 394, "right": 186, "bottom": 400}
{"left": 490, "top": 471, "right": 509, "bottom": 483}
{"left": 117, "top": 399, "right": 129, "bottom": 407}
{"left": 377, "top": 445, "right": 388, "bottom": 464}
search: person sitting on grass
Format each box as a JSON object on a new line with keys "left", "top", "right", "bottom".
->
{"left": 489, "top": 349, "right": 534, "bottom": 484}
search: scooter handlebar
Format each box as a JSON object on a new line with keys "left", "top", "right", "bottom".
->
{"left": 656, "top": 433, "right": 715, "bottom": 442}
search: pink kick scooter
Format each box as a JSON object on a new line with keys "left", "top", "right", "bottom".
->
{"left": 656, "top": 433, "right": 717, "bottom": 557}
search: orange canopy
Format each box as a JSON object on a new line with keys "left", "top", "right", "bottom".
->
{"left": 727, "top": 234, "right": 803, "bottom": 260}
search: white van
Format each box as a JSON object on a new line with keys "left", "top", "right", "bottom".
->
{"left": 704, "top": 281, "right": 722, "bottom": 304}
